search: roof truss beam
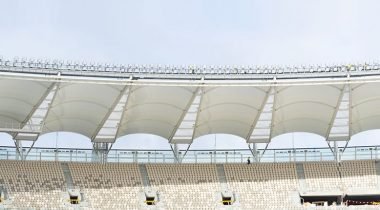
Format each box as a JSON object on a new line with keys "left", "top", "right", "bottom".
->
{"left": 91, "top": 85, "right": 129, "bottom": 142}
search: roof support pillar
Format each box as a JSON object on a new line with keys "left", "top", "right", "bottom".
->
{"left": 333, "top": 141, "right": 340, "bottom": 162}
{"left": 327, "top": 141, "right": 338, "bottom": 162}
{"left": 24, "top": 141, "right": 35, "bottom": 160}
{"left": 180, "top": 143, "right": 192, "bottom": 163}
{"left": 92, "top": 142, "right": 112, "bottom": 163}
{"left": 342, "top": 140, "right": 350, "bottom": 153}
{"left": 170, "top": 143, "right": 180, "bottom": 163}
{"left": 13, "top": 139, "right": 36, "bottom": 160}
{"left": 248, "top": 143, "right": 259, "bottom": 162}
{"left": 260, "top": 143, "right": 270, "bottom": 162}
{"left": 14, "top": 139, "right": 23, "bottom": 160}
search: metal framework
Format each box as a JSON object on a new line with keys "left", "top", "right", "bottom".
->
{"left": 1, "top": 58, "right": 380, "bottom": 163}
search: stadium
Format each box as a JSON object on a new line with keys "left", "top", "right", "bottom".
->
{"left": 1, "top": 0, "right": 380, "bottom": 209}
{"left": 1, "top": 58, "right": 380, "bottom": 209}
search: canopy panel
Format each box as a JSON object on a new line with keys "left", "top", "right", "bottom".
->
{"left": 43, "top": 83, "right": 125, "bottom": 138}
{"left": 0, "top": 78, "right": 52, "bottom": 128}
{"left": 193, "top": 86, "right": 270, "bottom": 140}
{"left": 351, "top": 82, "right": 380, "bottom": 135}
{"left": 117, "top": 86, "right": 198, "bottom": 140}
{"left": 271, "top": 85, "right": 344, "bottom": 138}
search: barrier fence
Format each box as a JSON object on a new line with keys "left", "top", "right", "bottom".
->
{"left": 0, "top": 145, "right": 378, "bottom": 163}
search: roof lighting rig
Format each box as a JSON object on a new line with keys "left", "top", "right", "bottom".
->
{"left": 0, "top": 56, "right": 380, "bottom": 80}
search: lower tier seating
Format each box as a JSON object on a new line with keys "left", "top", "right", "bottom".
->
{"left": 68, "top": 162, "right": 143, "bottom": 209}
{"left": 225, "top": 163, "right": 299, "bottom": 209}
{"left": 0, "top": 160, "right": 66, "bottom": 209}
{"left": 146, "top": 164, "right": 220, "bottom": 209}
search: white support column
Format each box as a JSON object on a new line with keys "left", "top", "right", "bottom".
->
{"left": 342, "top": 140, "right": 350, "bottom": 153}
{"left": 24, "top": 141, "right": 36, "bottom": 160}
{"left": 14, "top": 139, "right": 23, "bottom": 160}
{"left": 334, "top": 141, "right": 340, "bottom": 162}
{"left": 253, "top": 143, "right": 258, "bottom": 162}
{"left": 181, "top": 143, "right": 192, "bottom": 163}
{"left": 260, "top": 143, "right": 269, "bottom": 161}
{"left": 170, "top": 144, "right": 180, "bottom": 163}
{"left": 248, "top": 143, "right": 259, "bottom": 162}
{"left": 92, "top": 143, "right": 100, "bottom": 163}
{"left": 92, "top": 142, "right": 111, "bottom": 163}
{"left": 327, "top": 141, "right": 337, "bottom": 162}
{"left": 174, "top": 144, "right": 179, "bottom": 162}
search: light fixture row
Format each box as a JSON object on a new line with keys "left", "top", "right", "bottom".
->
{"left": 0, "top": 56, "right": 379, "bottom": 75}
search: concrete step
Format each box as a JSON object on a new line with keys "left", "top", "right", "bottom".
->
{"left": 61, "top": 162, "right": 74, "bottom": 189}
{"left": 139, "top": 164, "right": 150, "bottom": 187}
{"left": 296, "top": 163, "right": 307, "bottom": 191}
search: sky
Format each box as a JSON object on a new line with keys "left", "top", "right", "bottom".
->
{"left": 0, "top": 0, "right": 380, "bottom": 150}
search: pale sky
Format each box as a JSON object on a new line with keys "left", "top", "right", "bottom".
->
{"left": 0, "top": 0, "right": 380, "bottom": 150}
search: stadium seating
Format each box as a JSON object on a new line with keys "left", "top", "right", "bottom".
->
{"left": 0, "top": 160, "right": 379, "bottom": 209}
{"left": 68, "top": 162, "right": 143, "bottom": 209}
{"left": 146, "top": 164, "right": 220, "bottom": 209}
{"left": 224, "top": 163, "right": 299, "bottom": 209}
{"left": 303, "top": 162, "right": 342, "bottom": 191}
{"left": 0, "top": 160, "right": 66, "bottom": 209}
{"left": 340, "top": 160, "right": 378, "bottom": 190}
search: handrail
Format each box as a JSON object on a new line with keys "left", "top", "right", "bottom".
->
{"left": 0, "top": 145, "right": 378, "bottom": 152}
{"left": 0, "top": 145, "right": 378, "bottom": 164}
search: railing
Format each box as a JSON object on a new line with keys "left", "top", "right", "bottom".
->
{"left": 0, "top": 145, "right": 379, "bottom": 163}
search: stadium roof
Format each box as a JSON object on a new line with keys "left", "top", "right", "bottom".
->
{"left": 1, "top": 58, "right": 380, "bottom": 146}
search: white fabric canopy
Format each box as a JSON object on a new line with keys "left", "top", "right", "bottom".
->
{"left": 0, "top": 78, "right": 52, "bottom": 129}
{"left": 193, "top": 86, "right": 270, "bottom": 140}
{"left": 2, "top": 74, "right": 380, "bottom": 144}
{"left": 117, "top": 86, "right": 198, "bottom": 140}
{"left": 271, "top": 85, "right": 344, "bottom": 138}
{"left": 351, "top": 82, "right": 380, "bottom": 135}
{"left": 43, "top": 83, "right": 125, "bottom": 138}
